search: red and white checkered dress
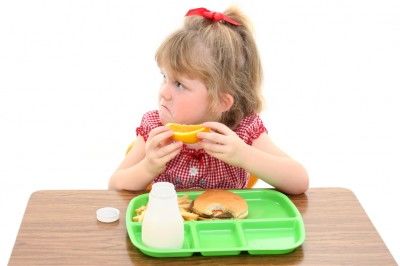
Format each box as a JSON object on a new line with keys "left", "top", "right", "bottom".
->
{"left": 136, "top": 110, "right": 267, "bottom": 189}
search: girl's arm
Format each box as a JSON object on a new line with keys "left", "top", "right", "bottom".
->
{"left": 109, "top": 126, "right": 183, "bottom": 191}
{"left": 244, "top": 133, "right": 309, "bottom": 195}
{"left": 108, "top": 136, "right": 157, "bottom": 191}
{"left": 198, "top": 122, "right": 309, "bottom": 195}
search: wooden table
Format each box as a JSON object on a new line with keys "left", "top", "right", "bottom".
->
{"left": 9, "top": 188, "right": 396, "bottom": 265}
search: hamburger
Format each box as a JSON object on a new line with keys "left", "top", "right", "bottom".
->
{"left": 191, "top": 189, "right": 248, "bottom": 220}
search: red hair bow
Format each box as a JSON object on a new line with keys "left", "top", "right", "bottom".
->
{"left": 185, "top": 7, "right": 241, "bottom": 26}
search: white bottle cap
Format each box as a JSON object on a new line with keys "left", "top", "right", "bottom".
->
{"left": 96, "top": 207, "right": 120, "bottom": 223}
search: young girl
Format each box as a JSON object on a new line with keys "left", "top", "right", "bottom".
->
{"left": 109, "top": 7, "right": 309, "bottom": 195}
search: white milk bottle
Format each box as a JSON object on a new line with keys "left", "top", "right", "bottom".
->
{"left": 141, "top": 182, "right": 184, "bottom": 249}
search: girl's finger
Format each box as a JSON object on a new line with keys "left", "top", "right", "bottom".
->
{"left": 148, "top": 126, "right": 170, "bottom": 140}
{"left": 201, "top": 121, "right": 231, "bottom": 135}
{"left": 157, "top": 141, "right": 183, "bottom": 158}
{"left": 200, "top": 141, "right": 226, "bottom": 154}
{"left": 197, "top": 131, "right": 226, "bottom": 144}
{"left": 203, "top": 150, "right": 223, "bottom": 161}
{"left": 160, "top": 137, "right": 175, "bottom": 147}
{"left": 160, "top": 146, "right": 182, "bottom": 164}
{"left": 149, "top": 129, "right": 174, "bottom": 147}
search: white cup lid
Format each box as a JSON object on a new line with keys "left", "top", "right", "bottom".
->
{"left": 96, "top": 207, "right": 120, "bottom": 223}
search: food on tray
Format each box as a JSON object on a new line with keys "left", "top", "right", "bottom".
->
{"left": 165, "top": 123, "right": 210, "bottom": 144}
{"left": 132, "top": 195, "right": 199, "bottom": 222}
{"left": 127, "top": 189, "right": 306, "bottom": 257}
{"left": 132, "top": 190, "right": 248, "bottom": 222}
{"left": 192, "top": 189, "right": 248, "bottom": 219}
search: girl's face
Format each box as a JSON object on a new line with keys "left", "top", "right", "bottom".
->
{"left": 158, "top": 69, "right": 216, "bottom": 125}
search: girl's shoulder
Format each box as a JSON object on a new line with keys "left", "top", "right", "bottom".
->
{"left": 136, "top": 110, "right": 162, "bottom": 141}
{"left": 234, "top": 113, "right": 268, "bottom": 145}
{"left": 141, "top": 110, "right": 162, "bottom": 126}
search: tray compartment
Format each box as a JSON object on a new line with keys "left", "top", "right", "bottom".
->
{"left": 235, "top": 190, "right": 298, "bottom": 219}
{"left": 194, "top": 221, "right": 243, "bottom": 256}
{"left": 127, "top": 223, "right": 195, "bottom": 257}
{"left": 130, "top": 194, "right": 149, "bottom": 211}
{"left": 241, "top": 219, "right": 303, "bottom": 254}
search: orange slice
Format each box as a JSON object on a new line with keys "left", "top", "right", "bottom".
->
{"left": 166, "top": 123, "right": 210, "bottom": 144}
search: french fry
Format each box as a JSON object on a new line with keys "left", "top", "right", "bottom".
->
{"left": 135, "top": 205, "right": 146, "bottom": 215}
{"left": 178, "top": 195, "right": 190, "bottom": 203}
{"left": 179, "top": 202, "right": 191, "bottom": 211}
{"left": 133, "top": 194, "right": 198, "bottom": 222}
{"left": 180, "top": 208, "right": 199, "bottom": 221}
{"left": 132, "top": 212, "right": 145, "bottom": 222}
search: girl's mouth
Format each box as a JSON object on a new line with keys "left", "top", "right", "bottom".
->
{"left": 160, "top": 105, "right": 173, "bottom": 118}
{"left": 161, "top": 105, "right": 169, "bottom": 111}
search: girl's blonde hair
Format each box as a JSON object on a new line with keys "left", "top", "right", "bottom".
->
{"left": 156, "top": 6, "right": 263, "bottom": 128}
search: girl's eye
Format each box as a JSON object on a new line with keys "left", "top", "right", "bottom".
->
{"left": 175, "top": 81, "right": 185, "bottom": 90}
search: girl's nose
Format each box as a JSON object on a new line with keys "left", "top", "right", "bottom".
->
{"left": 159, "top": 83, "right": 172, "bottom": 100}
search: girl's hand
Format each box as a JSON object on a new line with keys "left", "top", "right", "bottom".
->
{"left": 197, "top": 122, "right": 247, "bottom": 168}
{"left": 144, "top": 126, "right": 183, "bottom": 176}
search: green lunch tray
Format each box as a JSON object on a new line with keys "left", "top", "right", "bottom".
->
{"left": 126, "top": 189, "right": 305, "bottom": 257}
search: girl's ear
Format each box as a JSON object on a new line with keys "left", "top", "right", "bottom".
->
{"left": 218, "top": 93, "right": 234, "bottom": 113}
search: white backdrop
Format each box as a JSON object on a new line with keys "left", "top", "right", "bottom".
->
{"left": 1, "top": 0, "right": 399, "bottom": 263}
